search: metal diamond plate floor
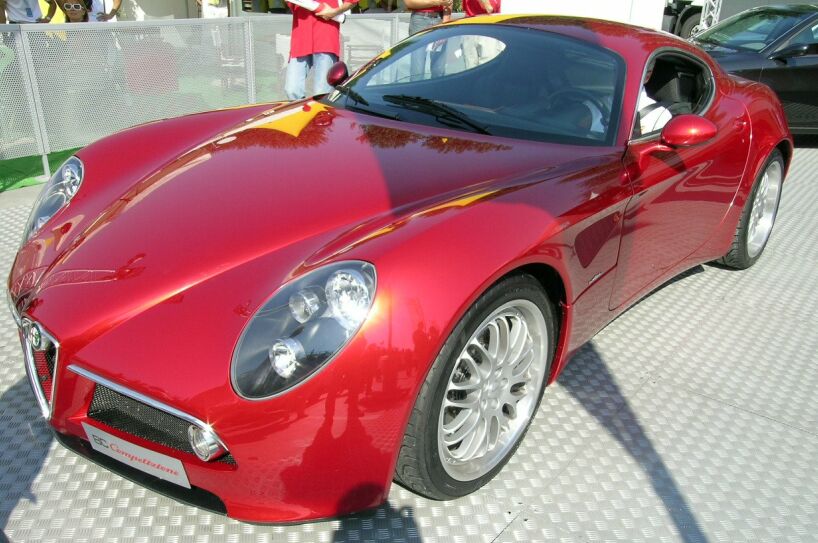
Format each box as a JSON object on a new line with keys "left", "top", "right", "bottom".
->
{"left": 2, "top": 144, "right": 818, "bottom": 543}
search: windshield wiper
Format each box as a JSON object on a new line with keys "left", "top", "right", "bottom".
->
{"left": 381, "top": 94, "right": 491, "bottom": 135}
{"left": 333, "top": 85, "right": 401, "bottom": 120}
{"left": 346, "top": 103, "right": 401, "bottom": 121}
{"left": 335, "top": 84, "right": 370, "bottom": 106}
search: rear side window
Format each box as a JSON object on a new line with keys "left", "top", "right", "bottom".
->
{"left": 789, "top": 22, "right": 818, "bottom": 46}
{"left": 633, "top": 53, "right": 714, "bottom": 138}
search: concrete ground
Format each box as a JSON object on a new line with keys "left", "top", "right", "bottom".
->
{"left": 0, "top": 144, "right": 816, "bottom": 542}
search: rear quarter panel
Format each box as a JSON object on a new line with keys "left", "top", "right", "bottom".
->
{"left": 693, "top": 76, "right": 793, "bottom": 261}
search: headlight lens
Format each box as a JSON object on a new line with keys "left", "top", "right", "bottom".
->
{"left": 231, "top": 261, "right": 377, "bottom": 399}
{"left": 326, "top": 269, "right": 372, "bottom": 330}
{"left": 23, "top": 156, "right": 84, "bottom": 242}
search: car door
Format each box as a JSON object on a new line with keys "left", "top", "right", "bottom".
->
{"left": 609, "top": 51, "right": 752, "bottom": 310}
{"left": 759, "top": 19, "right": 818, "bottom": 131}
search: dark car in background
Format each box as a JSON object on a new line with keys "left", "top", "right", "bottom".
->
{"left": 693, "top": 4, "right": 818, "bottom": 133}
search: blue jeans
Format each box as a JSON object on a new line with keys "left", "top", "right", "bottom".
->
{"left": 285, "top": 53, "right": 339, "bottom": 100}
{"left": 409, "top": 12, "right": 446, "bottom": 81}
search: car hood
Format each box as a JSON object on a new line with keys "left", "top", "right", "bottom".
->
{"left": 11, "top": 100, "right": 614, "bottom": 347}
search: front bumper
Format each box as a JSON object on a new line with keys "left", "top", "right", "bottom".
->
{"left": 14, "top": 315, "right": 412, "bottom": 523}
{"left": 55, "top": 431, "right": 229, "bottom": 515}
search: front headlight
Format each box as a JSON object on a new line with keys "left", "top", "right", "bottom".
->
{"left": 23, "top": 156, "right": 84, "bottom": 242}
{"left": 231, "top": 261, "right": 377, "bottom": 399}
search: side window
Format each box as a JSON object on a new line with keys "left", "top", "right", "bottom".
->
{"left": 633, "top": 53, "right": 713, "bottom": 139}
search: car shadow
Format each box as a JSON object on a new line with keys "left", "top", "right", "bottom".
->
{"left": 793, "top": 135, "right": 818, "bottom": 149}
{"left": 610, "top": 265, "right": 706, "bottom": 324}
{"left": 559, "top": 343, "right": 708, "bottom": 543}
{"left": 331, "top": 492, "right": 422, "bottom": 542}
{"left": 0, "top": 377, "right": 53, "bottom": 535}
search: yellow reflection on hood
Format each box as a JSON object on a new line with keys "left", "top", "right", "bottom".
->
{"left": 257, "top": 102, "right": 331, "bottom": 138}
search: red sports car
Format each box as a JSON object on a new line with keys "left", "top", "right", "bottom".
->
{"left": 8, "top": 15, "right": 791, "bottom": 523}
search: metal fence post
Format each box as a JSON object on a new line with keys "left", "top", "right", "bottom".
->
{"left": 391, "top": 15, "right": 399, "bottom": 48}
{"left": 19, "top": 27, "right": 52, "bottom": 179}
{"left": 245, "top": 18, "right": 257, "bottom": 104}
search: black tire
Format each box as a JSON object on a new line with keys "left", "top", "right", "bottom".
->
{"left": 679, "top": 13, "right": 700, "bottom": 39}
{"left": 394, "top": 274, "right": 557, "bottom": 500}
{"left": 719, "top": 149, "right": 784, "bottom": 269}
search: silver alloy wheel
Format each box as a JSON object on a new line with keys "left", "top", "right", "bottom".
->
{"left": 437, "top": 299, "right": 548, "bottom": 481}
{"left": 747, "top": 159, "right": 782, "bottom": 259}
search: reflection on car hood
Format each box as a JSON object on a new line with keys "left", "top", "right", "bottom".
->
{"left": 11, "top": 100, "right": 613, "bottom": 341}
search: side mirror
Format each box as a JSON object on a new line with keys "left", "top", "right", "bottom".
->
{"left": 326, "top": 61, "right": 349, "bottom": 88}
{"left": 660, "top": 114, "right": 717, "bottom": 148}
{"left": 770, "top": 43, "right": 810, "bottom": 62}
{"left": 628, "top": 114, "right": 717, "bottom": 173}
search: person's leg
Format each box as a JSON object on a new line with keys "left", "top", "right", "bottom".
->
{"left": 410, "top": 47, "right": 426, "bottom": 82}
{"left": 285, "top": 55, "right": 312, "bottom": 100}
{"left": 312, "top": 52, "right": 339, "bottom": 95}
{"left": 462, "top": 39, "right": 479, "bottom": 69}
{"left": 408, "top": 11, "right": 426, "bottom": 36}
{"left": 409, "top": 13, "right": 442, "bottom": 81}
{"left": 429, "top": 41, "right": 447, "bottom": 78}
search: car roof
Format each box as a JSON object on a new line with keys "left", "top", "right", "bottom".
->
{"left": 449, "top": 15, "right": 704, "bottom": 67}
{"left": 449, "top": 15, "right": 687, "bottom": 56}
{"left": 451, "top": 14, "right": 666, "bottom": 42}
{"left": 743, "top": 4, "right": 818, "bottom": 15}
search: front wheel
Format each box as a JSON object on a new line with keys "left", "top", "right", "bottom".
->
{"left": 394, "top": 274, "right": 556, "bottom": 499}
{"left": 719, "top": 149, "right": 784, "bottom": 269}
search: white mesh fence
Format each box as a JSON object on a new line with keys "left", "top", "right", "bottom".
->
{"left": 0, "top": 14, "right": 411, "bottom": 169}
{"left": 1, "top": 27, "right": 44, "bottom": 161}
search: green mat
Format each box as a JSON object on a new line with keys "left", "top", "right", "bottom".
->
{"left": 0, "top": 149, "right": 80, "bottom": 192}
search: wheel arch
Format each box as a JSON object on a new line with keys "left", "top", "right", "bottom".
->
{"left": 486, "top": 261, "right": 571, "bottom": 384}
{"left": 390, "top": 259, "right": 572, "bottom": 496}
{"left": 744, "top": 82, "right": 793, "bottom": 189}
{"left": 776, "top": 138, "right": 793, "bottom": 176}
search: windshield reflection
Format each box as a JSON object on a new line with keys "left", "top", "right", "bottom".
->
{"left": 324, "top": 25, "right": 625, "bottom": 147}
{"left": 695, "top": 9, "right": 807, "bottom": 51}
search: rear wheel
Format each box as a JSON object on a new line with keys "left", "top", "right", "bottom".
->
{"left": 719, "top": 149, "right": 784, "bottom": 269}
{"left": 395, "top": 274, "right": 556, "bottom": 499}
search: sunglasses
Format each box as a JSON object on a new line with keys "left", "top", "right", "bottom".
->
{"left": 62, "top": 3, "right": 86, "bottom": 10}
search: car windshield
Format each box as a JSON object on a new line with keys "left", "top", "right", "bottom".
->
{"left": 695, "top": 9, "right": 808, "bottom": 52}
{"left": 323, "top": 25, "right": 625, "bottom": 146}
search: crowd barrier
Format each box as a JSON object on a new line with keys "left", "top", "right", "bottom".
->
{"left": 0, "top": 14, "right": 411, "bottom": 176}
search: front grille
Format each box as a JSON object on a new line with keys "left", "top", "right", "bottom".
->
{"left": 21, "top": 319, "right": 59, "bottom": 418}
{"left": 88, "top": 384, "right": 235, "bottom": 464}
{"left": 33, "top": 345, "right": 57, "bottom": 403}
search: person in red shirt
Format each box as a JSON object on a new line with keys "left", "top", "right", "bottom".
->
{"left": 463, "top": 0, "right": 499, "bottom": 17}
{"left": 284, "top": 0, "right": 358, "bottom": 100}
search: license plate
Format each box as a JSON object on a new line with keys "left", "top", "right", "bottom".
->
{"left": 82, "top": 423, "right": 191, "bottom": 488}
